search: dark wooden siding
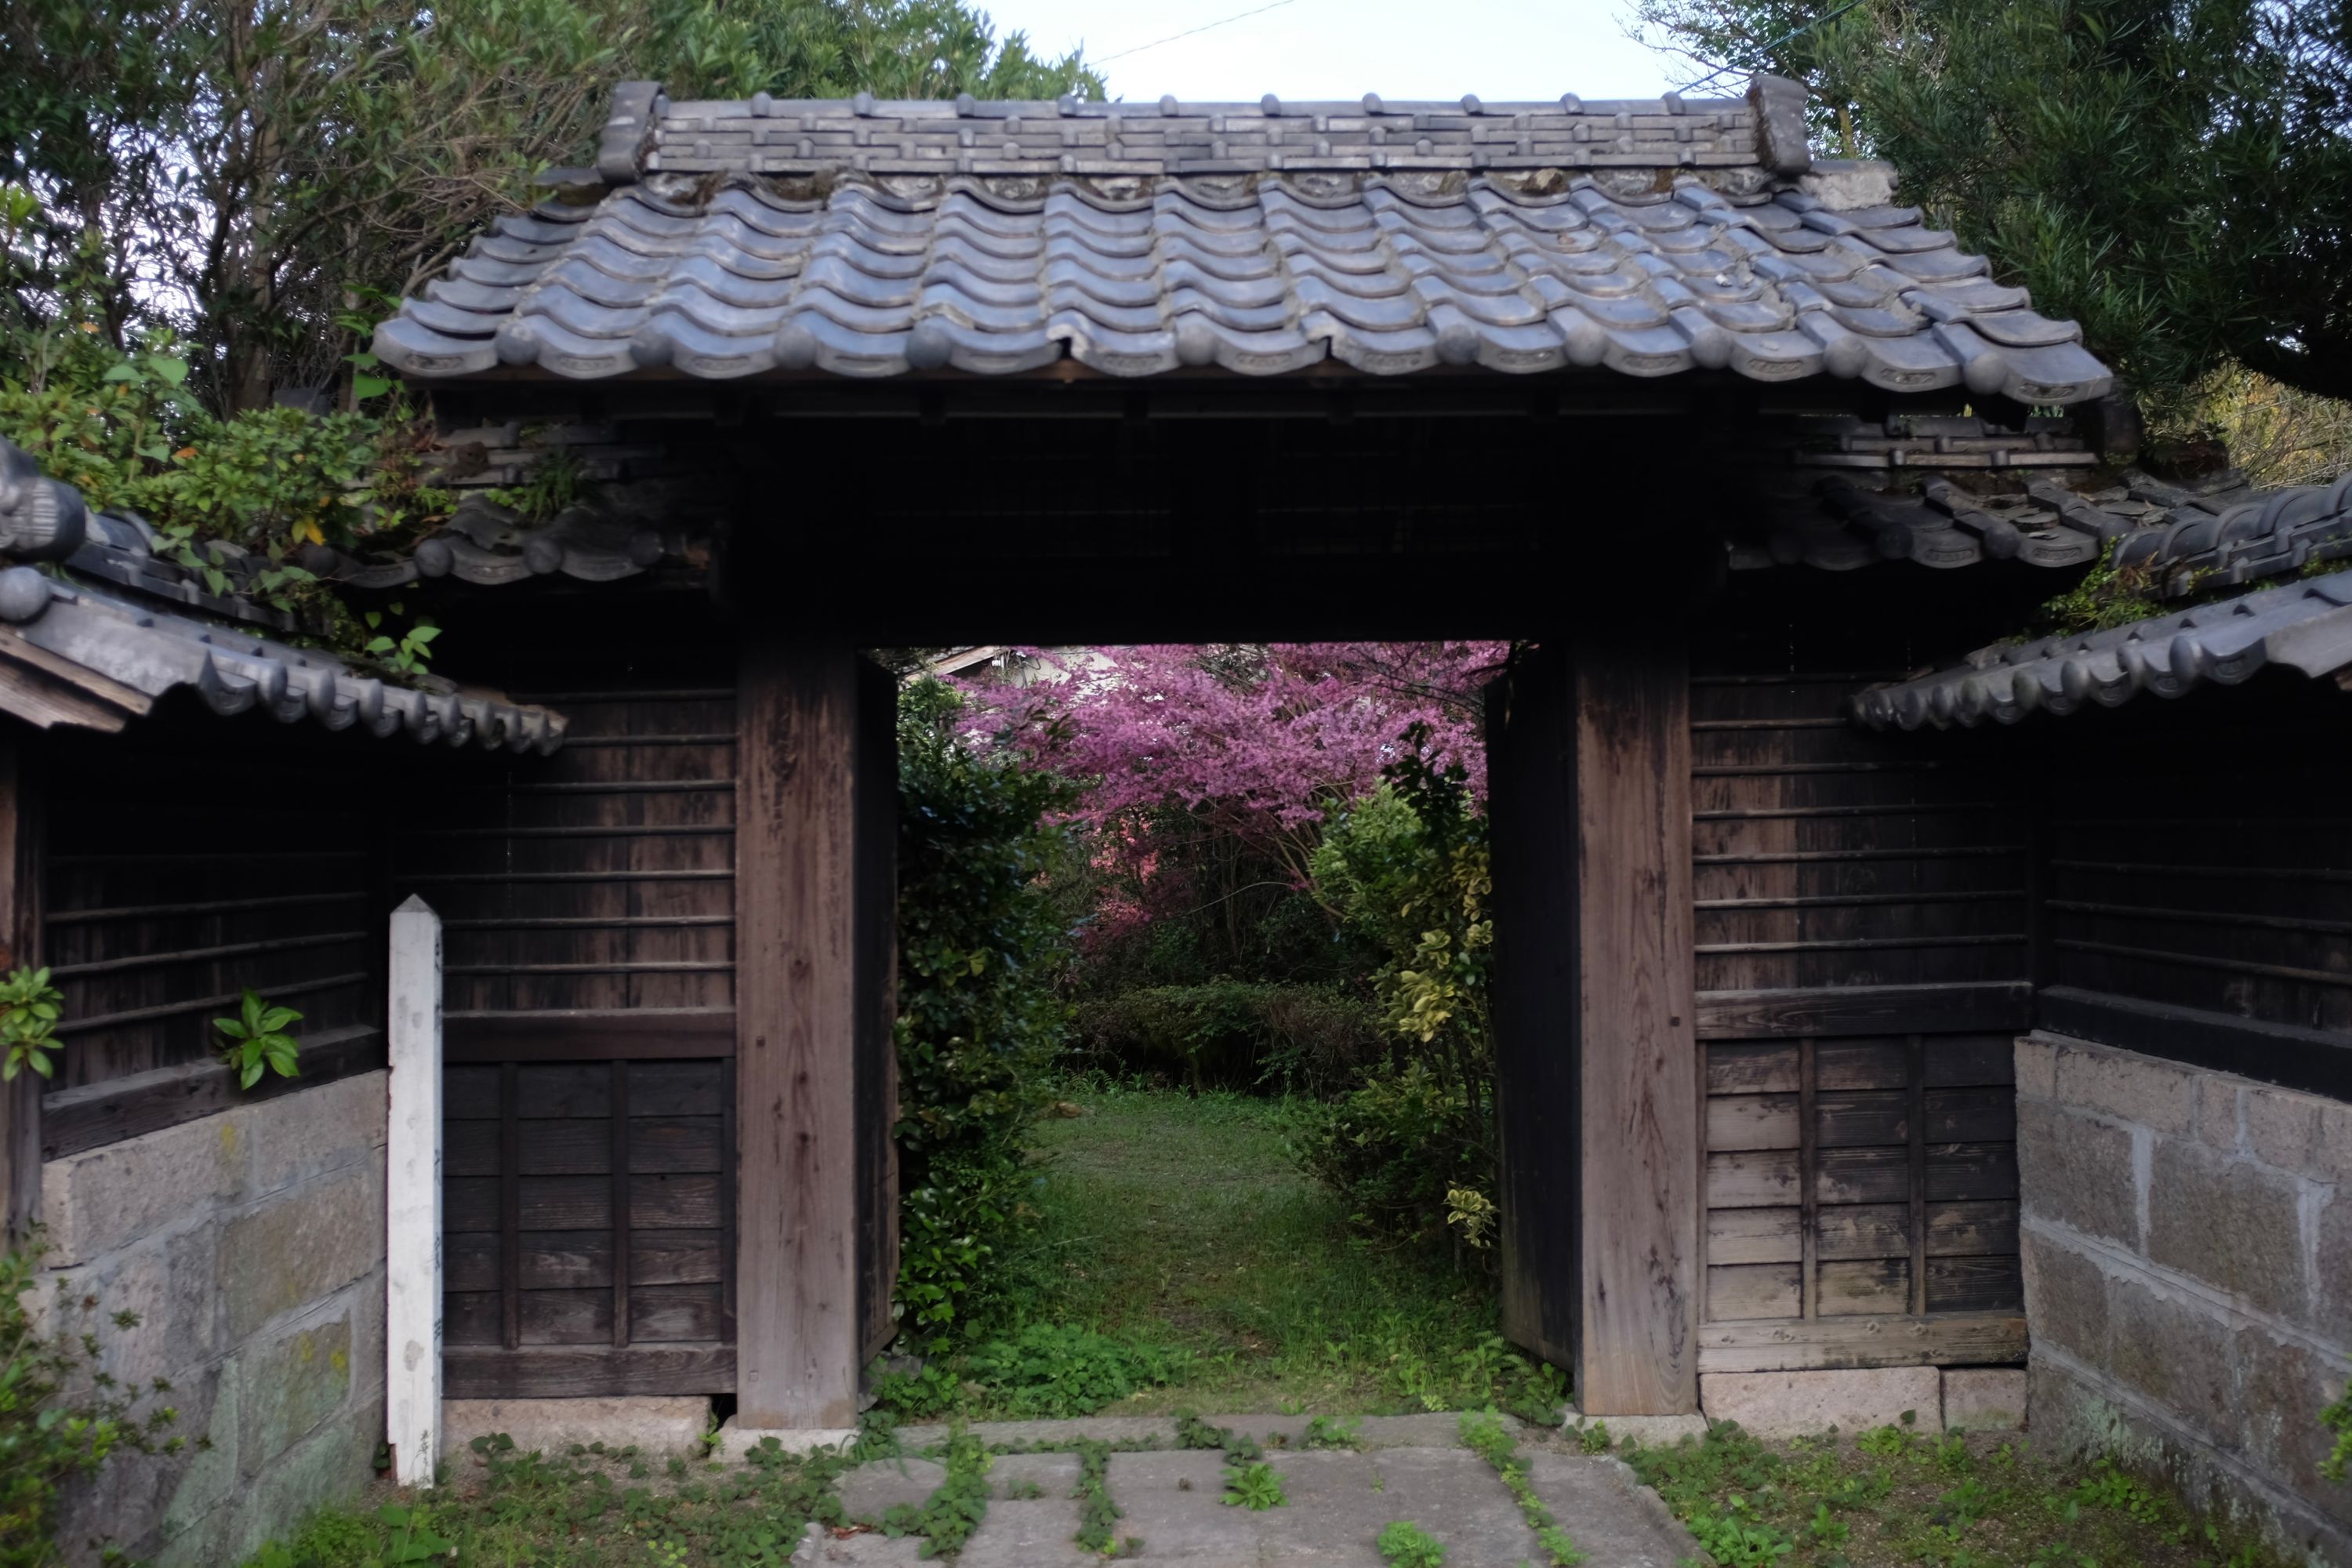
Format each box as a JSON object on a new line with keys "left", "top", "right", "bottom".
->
{"left": 406, "top": 619, "right": 738, "bottom": 1399}
{"left": 1690, "top": 609, "right": 2034, "bottom": 1372}
{"left": 2033, "top": 678, "right": 2352, "bottom": 1098}
{"left": 35, "top": 705, "right": 397, "bottom": 1158}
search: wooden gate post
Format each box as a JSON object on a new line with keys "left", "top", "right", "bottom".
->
{"left": 1490, "top": 631, "right": 1700, "bottom": 1416}
{"left": 735, "top": 641, "right": 895, "bottom": 1433}
{"left": 385, "top": 895, "right": 443, "bottom": 1485}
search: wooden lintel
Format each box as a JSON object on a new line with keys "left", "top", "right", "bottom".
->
{"left": 1696, "top": 982, "right": 2033, "bottom": 1041}
{"left": 443, "top": 1008, "right": 736, "bottom": 1063}
{"left": 443, "top": 1343, "right": 737, "bottom": 1399}
{"left": 1697, "top": 1313, "right": 2027, "bottom": 1373}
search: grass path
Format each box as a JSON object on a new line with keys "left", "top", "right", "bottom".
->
{"left": 998, "top": 1083, "right": 1556, "bottom": 1417}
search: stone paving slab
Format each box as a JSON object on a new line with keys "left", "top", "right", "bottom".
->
{"left": 1563, "top": 1409, "right": 1711, "bottom": 1448}
{"left": 1207, "top": 1412, "right": 1525, "bottom": 1451}
{"left": 957, "top": 1497, "right": 1099, "bottom": 1568}
{"left": 1249, "top": 1451, "right": 1387, "bottom": 1565}
{"left": 892, "top": 1414, "right": 1174, "bottom": 1450}
{"left": 799, "top": 1417, "right": 1704, "bottom": 1567}
{"left": 1357, "top": 1446, "right": 1545, "bottom": 1566}
{"left": 1522, "top": 1450, "right": 1696, "bottom": 1567}
{"left": 792, "top": 1522, "right": 926, "bottom": 1565}
{"left": 836, "top": 1456, "right": 945, "bottom": 1522}
{"left": 989, "top": 1450, "right": 1083, "bottom": 1498}
{"left": 892, "top": 1410, "right": 1538, "bottom": 1454}
{"left": 1107, "top": 1450, "right": 1261, "bottom": 1559}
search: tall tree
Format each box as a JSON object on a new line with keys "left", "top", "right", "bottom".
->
{"left": 1632, "top": 0, "right": 2352, "bottom": 405}
{"left": 2, "top": 0, "right": 1099, "bottom": 408}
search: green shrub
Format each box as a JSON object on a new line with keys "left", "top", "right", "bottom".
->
{"left": 1305, "top": 745, "right": 1497, "bottom": 1254}
{"left": 1071, "top": 981, "right": 1377, "bottom": 1091}
{"left": 892, "top": 680, "right": 1076, "bottom": 1343}
{"left": 957, "top": 1323, "right": 1185, "bottom": 1418}
{"left": 1, "top": 1235, "right": 182, "bottom": 1567}
{"left": 877, "top": 1323, "right": 1186, "bottom": 1421}
{"left": 1289, "top": 1061, "right": 1491, "bottom": 1254}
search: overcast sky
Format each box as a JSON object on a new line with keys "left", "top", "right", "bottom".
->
{"left": 986, "top": 0, "right": 1701, "bottom": 103}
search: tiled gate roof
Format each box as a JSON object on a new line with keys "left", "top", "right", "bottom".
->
{"left": 0, "top": 437, "right": 567, "bottom": 748}
{"left": 1852, "top": 470, "right": 2352, "bottom": 728}
{"left": 373, "top": 78, "right": 2111, "bottom": 401}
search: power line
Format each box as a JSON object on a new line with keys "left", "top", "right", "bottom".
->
{"left": 1675, "top": 0, "right": 1865, "bottom": 96}
{"left": 1093, "top": 0, "right": 1305, "bottom": 67}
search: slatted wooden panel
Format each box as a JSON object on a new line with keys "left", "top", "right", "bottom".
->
{"left": 442, "top": 1059, "right": 730, "bottom": 1350}
{"left": 1690, "top": 622, "right": 2032, "bottom": 1370}
{"left": 404, "top": 624, "right": 738, "bottom": 1399}
{"left": 2038, "top": 691, "right": 2352, "bottom": 1054}
{"left": 37, "top": 713, "right": 387, "bottom": 1097}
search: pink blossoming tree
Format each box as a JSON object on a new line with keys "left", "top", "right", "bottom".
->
{"left": 963, "top": 641, "right": 1508, "bottom": 942}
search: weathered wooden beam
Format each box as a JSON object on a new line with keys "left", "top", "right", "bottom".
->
{"left": 40, "top": 1024, "right": 383, "bottom": 1159}
{"left": 1568, "top": 629, "right": 1700, "bottom": 1416}
{"left": 442, "top": 1344, "right": 736, "bottom": 1399}
{"left": 734, "top": 641, "right": 892, "bottom": 1432}
{"left": 1489, "top": 633, "right": 1702, "bottom": 1417}
{"left": 1697, "top": 1313, "right": 2027, "bottom": 1373}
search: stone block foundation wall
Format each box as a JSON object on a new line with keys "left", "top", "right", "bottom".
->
{"left": 2016, "top": 1033, "right": 2352, "bottom": 1566}
{"left": 37, "top": 1072, "right": 390, "bottom": 1567}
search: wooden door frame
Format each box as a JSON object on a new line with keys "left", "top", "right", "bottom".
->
{"left": 1488, "top": 632, "right": 1701, "bottom": 1415}
{"left": 734, "top": 639, "right": 896, "bottom": 1432}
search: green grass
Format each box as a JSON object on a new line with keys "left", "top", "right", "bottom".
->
{"left": 1624, "top": 1418, "right": 2294, "bottom": 1568}
{"left": 975, "top": 1082, "right": 1559, "bottom": 1418}
{"left": 241, "top": 1434, "right": 859, "bottom": 1568}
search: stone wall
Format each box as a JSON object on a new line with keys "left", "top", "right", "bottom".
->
{"left": 37, "top": 1072, "right": 389, "bottom": 1567}
{"left": 2016, "top": 1033, "right": 2352, "bottom": 1565}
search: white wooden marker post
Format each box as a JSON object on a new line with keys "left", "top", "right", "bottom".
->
{"left": 386, "top": 895, "right": 444, "bottom": 1486}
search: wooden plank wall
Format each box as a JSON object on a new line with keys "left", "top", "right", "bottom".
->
{"left": 402, "top": 622, "right": 739, "bottom": 1399}
{"left": 1690, "top": 618, "right": 2033, "bottom": 1373}
{"left": 2034, "top": 681, "right": 2352, "bottom": 1095}
{"left": 34, "top": 714, "right": 391, "bottom": 1157}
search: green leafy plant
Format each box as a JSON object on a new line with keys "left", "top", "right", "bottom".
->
{"left": 953, "top": 1324, "right": 1186, "bottom": 1421}
{"left": 1069, "top": 1439, "right": 1143, "bottom": 1558}
{"left": 359, "top": 1502, "right": 452, "bottom": 1566}
{"left": 1684, "top": 1504, "right": 1795, "bottom": 1566}
{"left": 490, "top": 442, "right": 596, "bottom": 521}
{"left": 2, "top": 1236, "right": 183, "bottom": 1568}
{"left": 1220, "top": 1459, "right": 1286, "bottom": 1510}
{"left": 1301, "top": 1416, "right": 1363, "bottom": 1451}
{"left": 1376, "top": 1519, "right": 1447, "bottom": 1567}
{"left": 212, "top": 989, "right": 303, "bottom": 1088}
{"left": 361, "top": 601, "right": 441, "bottom": 676}
{"left": 877, "top": 1428, "right": 989, "bottom": 1559}
{"left": 887, "top": 679, "right": 1077, "bottom": 1360}
{"left": 0, "top": 968, "right": 63, "bottom": 1083}
{"left": 1071, "top": 981, "right": 1380, "bottom": 1094}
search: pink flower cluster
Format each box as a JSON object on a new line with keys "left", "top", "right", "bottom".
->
{"left": 962, "top": 642, "right": 1507, "bottom": 906}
